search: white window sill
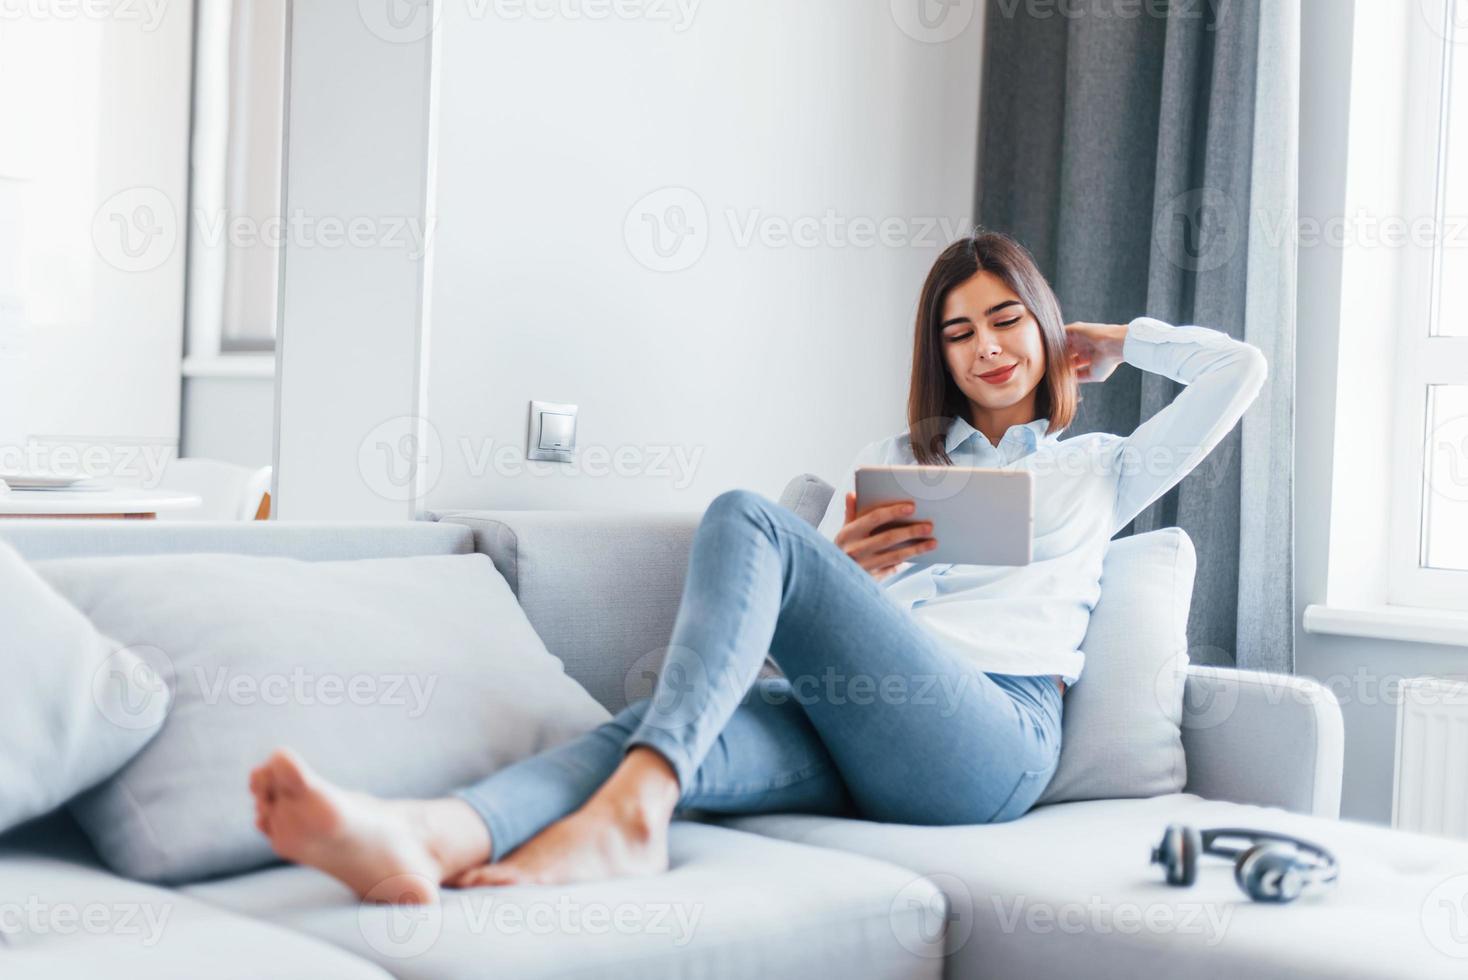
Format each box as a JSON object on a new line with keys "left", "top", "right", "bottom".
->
{"left": 181, "top": 355, "right": 276, "bottom": 380}
{"left": 1303, "top": 603, "right": 1468, "bottom": 648}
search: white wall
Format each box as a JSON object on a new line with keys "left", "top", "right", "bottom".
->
{"left": 0, "top": 8, "right": 192, "bottom": 480}
{"left": 181, "top": 376, "right": 276, "bottom": 467}
{"left": 419, "top": 0, "right": 985, "bottom": 514}
{"left": 271, "top": 1, "right": 435, "bottom": 520}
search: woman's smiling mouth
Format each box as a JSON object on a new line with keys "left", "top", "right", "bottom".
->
{"left": 978, "top": 363, "right": 1018, "bottom": 383}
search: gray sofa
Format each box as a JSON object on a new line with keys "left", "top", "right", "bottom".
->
{"left": 3, "top": 511, "right": 1464, "bottom": 979}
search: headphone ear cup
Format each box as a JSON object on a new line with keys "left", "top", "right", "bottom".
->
{"left": 1179, "top": 826, "right": 1201, "bottom": 886}
{"left": 1235, "top": 844, "right": 1304, "bottom": 903}
{"left": 1152, "top": 825, "right": 1204, "bottom": 886}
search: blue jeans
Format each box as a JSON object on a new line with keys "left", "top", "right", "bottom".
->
{"left": 455, "top": 489, "right": 1065, "bottom": 861}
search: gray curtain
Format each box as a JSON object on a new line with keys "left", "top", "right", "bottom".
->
{"left": 978, "top": 0, "right": 1298, "bottom": 673}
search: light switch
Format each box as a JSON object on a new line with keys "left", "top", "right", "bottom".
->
{"left": 528, "top": 400, "right": 577, "bottom": 462}
{"left": 538, "top": 412, "right": 575, "bottom": 450}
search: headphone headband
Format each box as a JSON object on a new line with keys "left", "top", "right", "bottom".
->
{"left": 1199, "top": 827, "right": 1339, "bottom": 884}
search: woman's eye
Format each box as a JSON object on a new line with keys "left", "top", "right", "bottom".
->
{"left": 995, "top": 317, "right": 1022, "bottom": 328}
{"left": 945, "top": 331, "right": 974, "bottom": 343}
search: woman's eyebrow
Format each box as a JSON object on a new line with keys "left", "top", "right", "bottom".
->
{"left": 940, "top": 300, "right": 1022, "bottom": 329}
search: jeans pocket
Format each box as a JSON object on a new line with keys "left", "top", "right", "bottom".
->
{"left": 985, "top": 763, "right": 1056, "bottom": 824}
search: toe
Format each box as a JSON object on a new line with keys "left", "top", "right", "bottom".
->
{"left": 268, "top": 747, "right": 311, "bottom": 795}
{"left": 446, "top": 864, "right": 523, "bottom": 889}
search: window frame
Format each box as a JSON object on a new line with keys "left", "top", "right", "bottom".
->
{"left": 1386, "top": 0, "right": 1468, "bottom": 612}
{"left": 183, "top": 0, "right": 288, "bottom": 372}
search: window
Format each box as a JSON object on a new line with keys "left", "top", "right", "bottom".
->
{"left": 1388, "top": 0, "right": 1468, "bottom": 611}
{"left": 186, "top": 0, "right": 289, "bottom": 360}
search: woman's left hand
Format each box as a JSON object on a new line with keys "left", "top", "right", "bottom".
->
{"left": 1064, "top": 321, "right": 1128, "bottom": 383}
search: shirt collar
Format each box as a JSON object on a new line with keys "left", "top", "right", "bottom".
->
{"left": 943, "top": 415, "right": 1060, "bottom": 455}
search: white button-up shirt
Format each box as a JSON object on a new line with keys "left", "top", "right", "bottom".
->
{"left": 816, "top": 316, "right": 1269, "bottom": 685}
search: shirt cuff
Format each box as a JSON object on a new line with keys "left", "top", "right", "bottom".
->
{"left": 1121, "top": 315, "right": 1239, "bottom": 386}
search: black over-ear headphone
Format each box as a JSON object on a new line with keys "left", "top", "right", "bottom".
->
{"left": 1149, "top": 825, "right": 1339, "bottom": 903}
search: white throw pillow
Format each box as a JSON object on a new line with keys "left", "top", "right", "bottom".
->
{"left": 37, "top": 551, "right": 611, "bottom": 884}
{"left": 1037, "top": 527, "right": 1195, "bottom": 805}
{"left": 0, "top": 541, "right": 168, "bottom": 835}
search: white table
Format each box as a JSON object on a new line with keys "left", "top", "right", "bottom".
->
{"left": 0, "top": 488, "right": 203, "bottom": 520}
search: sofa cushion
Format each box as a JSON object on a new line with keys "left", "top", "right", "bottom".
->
{"left": 36, "top": 551, "right": 610, "bottom": 884}
{"left": 0, "top": 818, "right": 390, "bottom": 979}
{"left": 727, "top": 794, "right": 1468, "bottom": 979}
{"left": 1039, "top": 527, "right": 1194, "bottom": 804}
{"left": 0, "top": 541, "right": 167, "bottom": 836}
{"left": 182, "top": 821, "right": 945, "bottom": 980}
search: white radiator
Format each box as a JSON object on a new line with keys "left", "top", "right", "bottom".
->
{"left": 1394, "top": 676, "right": 1468, "bottom": 838}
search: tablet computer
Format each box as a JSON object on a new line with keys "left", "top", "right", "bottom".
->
{"left": 854, "top": 465, "right": 1033, "bottom": 567}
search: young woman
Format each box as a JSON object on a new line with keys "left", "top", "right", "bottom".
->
{"left": 248, "top": 231, "right": 1267, "bottom": 904}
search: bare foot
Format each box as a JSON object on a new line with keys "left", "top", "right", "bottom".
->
{"left": 447, "top": 747, "right": 679, "bottom": 889}
{"left": 249, "top": 748, "right": 489, "bottom": 904}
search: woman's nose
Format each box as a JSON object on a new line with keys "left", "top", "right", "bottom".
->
{"left": 974, "top": 334, "right": 1002, "bottom": 358}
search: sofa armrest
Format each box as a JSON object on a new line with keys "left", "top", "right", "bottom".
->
{"left": 1180, "top": 665, "right": 1344, "bottom": 818}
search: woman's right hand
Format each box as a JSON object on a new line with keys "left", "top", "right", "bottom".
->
{"left": 834, "top": 492, "right": 937, "bottom": 582}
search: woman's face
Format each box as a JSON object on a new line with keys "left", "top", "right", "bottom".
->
{"left": 938, "top": 270, "right": 1047, "bottom": 422}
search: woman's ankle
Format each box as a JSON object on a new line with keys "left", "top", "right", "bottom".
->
{"left": 590, "top": 747, "right": 681, "bottom": 830}
{"left": 401, "top": 797, "right": 493, "bottom": 880}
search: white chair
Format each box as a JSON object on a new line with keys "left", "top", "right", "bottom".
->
{"left": 155, "top": 459, "right": 271, "bottom": 521}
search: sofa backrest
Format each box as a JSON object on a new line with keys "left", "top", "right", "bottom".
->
{"left": 0, "top": 520, "right": 473, "bottom": 562}
{"left": 437, "top": 509, "right": 698, "bottom": 712}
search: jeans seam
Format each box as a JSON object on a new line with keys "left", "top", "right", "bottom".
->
{"left": 680, "top": 758, "right": 839, "bottom": 801}
{"left": 983, "top": 765, "right": 1048, "bottom": 824}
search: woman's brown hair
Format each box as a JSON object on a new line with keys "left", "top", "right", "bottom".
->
{"left": 906, "top": 231, "right": 1078, "bottom": 466}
